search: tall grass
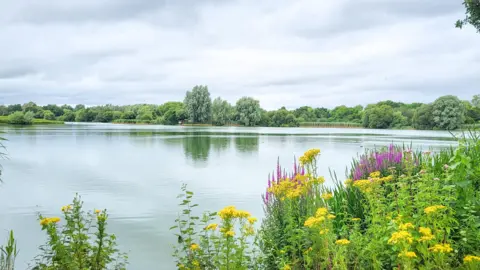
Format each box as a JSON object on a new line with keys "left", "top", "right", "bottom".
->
{"left": 0, "top": 231, "right": 18, "bottom": 270}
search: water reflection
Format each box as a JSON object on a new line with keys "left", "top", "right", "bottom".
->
{"left": 234, "top": 136, "right": 259, "bottom": 153}
{"left": 183, "top": 135, "right": 211, "bottom": 162}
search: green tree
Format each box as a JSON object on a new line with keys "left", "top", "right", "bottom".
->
{"left": 95, "top": 111, "right": 114, "bottom": 122}
{"left": 183, "top": 85, "right": 212, "bottom": 123}
{"left": 391, "top": 111, "right": 408, "bottom": 128}
{"left": 22, "top": 102, "right": 40, "bottom": 114}
{"left": 271, "top": 108, "right": 299, "bottom": 127}
{"left": 413, "top": 104, "right": 434, "bottom": 130}
{"left": 43, "top": 104, "right": 63, "bottom": 117}
{"left": 75, "top": 109, "right": 88, "bottom": 122}
{"left": 24, "top": 111, "right": 34, "bottom": 124}
{"left": 43, "top": 110, "right": 56, "bottom": 120}
{"left": 121, "top": 111, "right": 136, "bottom": 120}
{"left": 112, "top": 111, "right": 122, "bottom": 121}
{"left": 313, "top": 107, "right": 330, "bottom": 120}
{"left": 235, "top": 97, "right": 262, "bottom": 126}
{"left": 59, "top": 110, "right": 76, "bottom": 122}
{"left": 472, "top": 94, "right": 480, "bottom": 108}
{"left": 363, "top": 104, "right": 394, "bottom": 129}
{"left": 294, "top": 106, "right": 316, "bottom": 122}
{"left": 74, "top": 104, "right": 86, "bottom": 111}
{"left": 7, "top": 104, "right": 22, "bottom": 114}
{"left": 456, "top": 0, "right": 480, "bottom": 32}
{"left": 0, "top": 105, "right": 8, "bottom": 116}
{"left": 431, "top": 95, "right": 465, "bottom": 130}
{"left": 212, "top": 97, "right": 233, "bottom": 126}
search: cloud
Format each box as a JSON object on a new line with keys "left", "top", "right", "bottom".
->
{"left": 0, "top": 0, "right": 479, "bottom": 109}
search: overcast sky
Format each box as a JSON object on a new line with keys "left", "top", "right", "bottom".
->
{"left": 0, "top": 0, "right": 479, "bottom": 109}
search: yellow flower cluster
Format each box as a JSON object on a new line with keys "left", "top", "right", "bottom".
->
{"left": 399, "top": 250, "right": 417, "bottom": 258}
{"left": 95, "top": 209, "right": 102, "bottom": 214}
{"left": 282, "top": 265, "right": 292, "bottom": 270}
{"left": 418, "top": 227, "right": 435, "bottom": 242}
{"left": 190, "top": 243, "right": 199, "bottom": 251}
{"left": 61, "top": 205, "right": 72, "bottom": 212}
{"left": 388, "top": 231, "right": 413, "bottom": 244}
{"left": 218, "top": 206, "right": 251, "bottom": 220}
{"left": 321, "top": 192, "right": 333, "bottom": 200}
{"left": 205, "top": 223, "right": 218, "bottom": 231}
{"left": 424, "top": 205, "right": 447, "bottom": 215}
{"left": 224, "top": 230, "right": 235, "bottom": 237}
{"left": 369, "top": 171, "right": 381, "bottom": 178}
{"left": 40, "top": 217, "right": 61, "bottom": 226}
{"left": 351, "top": 218, "right": 361, "bottom": 222}
{"left": 248, "top": 217, "right": 257, "bottom": 224}
{"left": 353, "top": 174, "right": 393, "bottom": 193}
{"left": 344, "top": 179, "right": 353, "bottom": 186}
{"left": 335, "top": 239, "right": 350, "bottom": 245}
{"left": 299, "top": 148, "right": 320, "bottom": 165}
{"left": 464, "top": 255, "right": 480, "bottom": 263}
{"left": 429, "top": 243, "right": 453, "bottom": 253}
{"left": 304, "top": 207, "right": 334, "bottom": 228}
{"left": 268, "top": 174, "right": 325, "bottom": 200}
{"left": 399, "top": 223, "right": 414, "bottom": 230}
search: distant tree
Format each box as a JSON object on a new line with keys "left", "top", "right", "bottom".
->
{"left": 136, "top": 107, "right": 153, "bottom": 121}
{"left": 456, "top": 0, "right": 480, "bottom": 32}
{"left": 413, "top": 104, "right": 434, "bottom": 130}
{"left": 313, "top": 107, "right": 330, "bottom": 119}
{"left": 24, "top": 111, "right": 34, "bottom": 124}
{"left": 7, "top": 104, "right": 22, "bottom": 114}
{"left": 0, "top": 105, "right": 8, "bottom": 116}
{"left": 22, "top": 102, "right": 40, "bottom": 114}
{"left": 112, "top": 111, "right": 122, "bottom": 121}
{"left": 35, "top": 109, "right": 44, "bottom": 119}
{"left": 271, "top": 108, "right": 299, "bottom": 127}
{"left": 58, "top": 110, "right": 75, "bottom": 122}
{"left": 391, "top": 111, "right": 408, "bottom": 128}
{"left": 363, "top": 104, "right": 394, "bottom": 129}
{"left": 75, "top": 104, "right": 86, "bottom": 111}
{"left": 95, "top": 111, "right": 114, "bottom": 122}
{"left": 235, "top": 97, "right": 262, "bottom": 126}
{"left": 472, "top": 94, "right": 480, "bottom": 108}
{"left": 43, "top": 104, "right": 63, "bottom": 117}
{"left": 431, "top": 95, "right": 465, "bottom": 130}
{"left": 294, "top": 106, "right": 316, "bottom": 122}
{"left": 43, "top": 110, "right": 56, "bottom": 120}
{"left": 183, "top": 85, "right": 212, "bottom": 123}
{"left": 121, "top": 111, "right": 136, "bottom": 120}
{"left": 75, "top": 109, "right": 88, "bottom": 122}
{"left": 212, "top": 97, "right": 233, "bottom": 126}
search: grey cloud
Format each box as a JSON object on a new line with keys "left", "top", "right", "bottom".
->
{"left": 0, "top": 0, "right": 479, "bottom": 109}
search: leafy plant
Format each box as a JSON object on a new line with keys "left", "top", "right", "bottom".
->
{"left": 0, "top": 231, "right": 18, "bottom": 270}
{"left": 32, "top": 194, "right": 128, "bottom": 270}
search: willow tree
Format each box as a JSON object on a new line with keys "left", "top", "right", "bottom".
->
{"left": 183, "top": 85, "right": 212, "bottom": 123}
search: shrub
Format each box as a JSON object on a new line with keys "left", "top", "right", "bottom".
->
{"left": 32, "top": 195, "right": 128, "bottom": 270}
{"left": 7, "top": 112, "right": 29, "bottom": 125}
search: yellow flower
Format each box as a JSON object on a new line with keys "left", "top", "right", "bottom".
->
{"left": 464, "top": 255, "right": 480, "bottom": 263}
{"left": 388, "top": 231, "right": 413, "bottom": 244}
{"left": 399, "top": 250, "right": 417, "bottom": 258}
{"left": 304, "top": 216, "right": 324, "bottom": 228}
{"left": 247, "top": 217, "right": 257, "bottom": 224}
{"left": 282, "top": 265, "right": 291, "bottom": 270}
{"left": 61, "top": 205, "right": 72, "bottom": 212}
{"left": 299, "top": 148, "right": 320, "bottom": 165}
{"left": 224, "top": 230, "right": 235, "bottom": 237}
{"left": 369, "top": 171, "right": 381, "bottom": 178}
{"left": 219, "top": 206, "right": 238, "bottom": 219}
{"left": 95, "top": 209, "right": 101, "bottom": 214}
{"left": 351, "top": 218, "right": 361, "bottom": 222}
{"left": 424, "top": 205, "right": 447, "bottom": 215}
{"left": 418, "top": 227, "right": 435, "bottom": 242}
{"left": 205, "top": 223, "right": 218, "bottom": 231}
{"left": 319, "top": 229, "right": 329, "bottom": 235}
{"left": 40, "top": 217, "right": 61, "bottom": 226}
{"left": 321, "top": 192, "right": 333, "bottom": 200}
{"left": 235, "top": 210, "right": 251, "bottom": 219}
{"left": 429, "top": 243, "right": 453, "bottom": 253}
{"left": 399, "top": 223, "right": 414, "bottom": 230}
{"left": 327, "top": 214, "right": 336, "bottom": 220}
{"left": 190, "top": 243, "right": 199, "bottom": 251}
{"left": 335, "top": 239, "right": 350, "bottom": 245}
{"left": 315, "top": 207, "right": 328, "bottom": 217}
{"left": 353, "top": 180, "right": 373, "bottom": 192}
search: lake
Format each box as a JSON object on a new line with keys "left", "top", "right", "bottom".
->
{"left": 0, "top": 123, "right": 458, "bottom": 269}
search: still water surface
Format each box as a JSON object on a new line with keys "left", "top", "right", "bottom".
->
{"left": 0, "top": 123, "right": 458, "bottom": 269}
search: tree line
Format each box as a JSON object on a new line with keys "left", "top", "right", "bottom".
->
{"left": 0, "top": 85, "right": 479, "bottom": 130}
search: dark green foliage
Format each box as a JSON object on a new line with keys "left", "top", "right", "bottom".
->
{"left": 184, "top": 85, "right": 212, "bottom": 123}
{"left": 456, "top": 0, "right": 480, "bottom": 32}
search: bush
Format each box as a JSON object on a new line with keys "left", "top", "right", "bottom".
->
{"left": 33, "top": 195, "right": 128, "bottom": 270}
{"left": 7, "top": 112, "right": 30, "bottom": 125}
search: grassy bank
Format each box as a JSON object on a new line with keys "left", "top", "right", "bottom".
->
{"left": 0, "top": 116, "right": 64, "bottom": 125}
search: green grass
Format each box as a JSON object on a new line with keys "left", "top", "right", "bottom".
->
{"left": 112, "top": 119, "right": 156, "bottom": 124}
{"left": 0, "top": 116, "right": 64, "bottom": 125}
{"left": 299, "top": 121, "right": 363, "bottom": 128}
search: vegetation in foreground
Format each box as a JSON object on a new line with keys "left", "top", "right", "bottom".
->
{"left": 1, "top": 93, "right": 480, "bottom": 130}
{"left": 170, "top": 135, "right": 480, "bottom": 269}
